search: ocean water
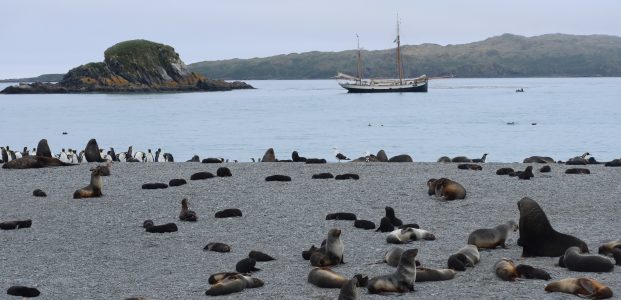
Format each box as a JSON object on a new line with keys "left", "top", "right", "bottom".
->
{"left": 1, "top": 78, "right": 620, "bottom": 162}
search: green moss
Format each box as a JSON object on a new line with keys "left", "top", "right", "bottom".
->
{"left": 104, "top": 39, "right": 179, "bottom": 71}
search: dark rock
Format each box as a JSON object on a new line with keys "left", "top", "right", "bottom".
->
{"left": 312, "top": 173, "right": 334, "bottom": 179}
{"left": 437, "top": 156, "right": 451, "bottom": 163}
{"left": 32, "top": 189, "right": 47, "bottom": 197}
{"left": 141, "top": 183, "right": 168, "bottom": 189}
{"left": 265, "top": 175, "right": 291, "bottom": 182}
{"left": 216, "top": 167, "right": 232, "bottom": 177}
{"left": 190, "top": 172, "right": 215, "bottom": 180}
{"left": 215, "top": 209, "right": 243, "bottom": 218}
{"left": 389, "top": 154, "right": 413, "bottom": 162}
{"left": 169, "top": 179, "right": 187, "bottom": 187}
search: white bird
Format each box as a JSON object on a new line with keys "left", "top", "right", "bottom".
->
{"left": 145, "top": 149, "right": 154, "bottom": 162}
{"left": 59, "top": 148, "right": 69, "bottom": 163}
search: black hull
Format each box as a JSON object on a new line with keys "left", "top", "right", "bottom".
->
{"left": 343, "top": 82, "right": 428, "bottom": 93}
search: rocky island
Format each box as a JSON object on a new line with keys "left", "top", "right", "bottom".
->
{"left": 0, "top": 39, "right": 253, "bottom": 94}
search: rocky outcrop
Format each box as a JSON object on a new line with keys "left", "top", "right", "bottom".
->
{"left": 1, "top": 40, "right": 253, "bottom": 94}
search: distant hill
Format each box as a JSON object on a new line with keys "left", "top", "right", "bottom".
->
{"left": 188, "top": 34, "right": 621, "bottom": 79}
{"left": 0, "top": 74, "right": 64, "bottom": 83}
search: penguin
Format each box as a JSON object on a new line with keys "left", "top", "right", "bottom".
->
{"left": 59, "top": 148, "right": 69, "bottom": 163}
{"left": 118, "top": 152, "right": 127, "bottom": 162}
{"left": 69, "top": 149, "right": 79, "bottom": 164}
{"left": 99, "top": 149, "right": 107, "bottom": 160}
{"left": 1, "top": 147, "right": 9, "bottom": 163}
{"left": 155, "top": 148, "right": 162, "bottom": 162}
{"left": 163, "top": 153, "right": 174, "bottom": 162}
{"left": 134, "top": 151, "right": 145, "bottom": 162}
{"left": 22, "top": 147, "right": 29, "bottom": 157}
{"left": 30, "top": 148, "right": 37, "bottom": 156}
{"left": 79, "top": 150, "right": 86, "bottom": 163}
{"left": 145, "top": 149, "right": 154, "bottom": 162}
{"left": 13, "top": 150, "right": 22, "bottom": 159}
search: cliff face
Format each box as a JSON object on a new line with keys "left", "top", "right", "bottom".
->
{"left": 1, "top": 39, "right": 252, "bottom": 94}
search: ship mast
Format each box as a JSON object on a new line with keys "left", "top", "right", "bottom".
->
{"left": 395, "top": 15, "right": 404, "bottom": 85}
{"left": 356, "top": 33, "right": 363, "bottom": 82}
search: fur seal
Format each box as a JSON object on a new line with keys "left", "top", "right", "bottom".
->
{"left": 494, "top": 258, "right": 519, "bottom": 281}
{"left": 367, "top": 248, "right": 418, "bottom": 294}
{"left": 467, "top": 220, "right": 518, "bottom": 249}
{"left": 302, "top": 245, "right": 319, "bottom": 260}
{"left": 208, "top": 272, "right": 239, "bottom": 284}
{"left": 334, "top": 173, "right": 360, "bottom": 180}
{"left": 388, "top": 154, "right": 413, "bottom": 162}
{"left": 376, "top": 217, "right": 395, "bottom": 232}
{"left": 187, "top": 155, "right": 200, "bottom": 162}
{"left": 141, "top": 183, "right": 168, "bottom": 189}
{"left": 179, "top": 198, "right": 198, "bottom": 222}
{"left": 305, "top": 158, "right": 327, "bottom": 164}
{"left": 437, "top": 156, "right": 451, "bottom": 163}
{"left": 261, "top": 148, "right": 277, "bottom": 162}
{"left": 312, "top": 172, "right": 334, "bottom": 179}
{"left": 6, "top": 285, "right": 41, "bottom": 297}
{"left": 205, "top": 274, "right": 252, "bottom": 296}
{"left": 326, "top": 212, "right": 357, "bottom": 220}
{"left": 292, "top": 151, "right": 307, "bottom": 162}
{"left": 598, "top": 240, "right": 621, "bottom": 256}
{"left": 496, "top": 167, "right": 515, "bottom": 175}
{"left": 236, "top": 258, "right": 260, "bottom": 273}
{"left": 202, "top": 158, "right": 223, "bottom": 163}
{"left": 32, "top": 189, "right": 46, "bottom": 197}
{"left": 383, "top": 247, "right": 406, "bottom": 267}
{"left": 353, "top": 220, "right": 375, "bottom": 230}
{"left": 376, "top": 150, "right": 388, "bottom": 162}
{"left": 517, "top": 166, "right": 534, "bottom": 179}
{"left": 84, "top": 139, "right": 105, "bottom": 162}
{"left": 472, "top": 153, "right": 488, "bottom": 163}
{"left": 338, "top": 276, "right": 359, "bottom": 300}
{"left": 447, "top": 245, "right": 480, "bottom": 271}
{"left": 517, "top": 197, "right": 588, "bottom": 257}
{"left": 310, "top": 228, "right": 344, "bottom": 267}
{"left": 91, "top": 162, "right": 111, "bottom": 176}
{"left": 73, "top": 167, "right": 105, "bottom": 198}
{"left": 215, "top": 208, "right": 242, "bottom": 218}
{"left": 545, "top": 278, "right": 613, "bottom": 299}
{"left": 0, "top": 219, "right": 32, "bottom": 230}
{"left": 559, "top": 246, "right": 614, "bottom": 272}
{"left": 565, "top": 168, "right": 590, "bottom": 174}
{"left": 190, "top": 172, "right": 214, "bottom": 180}
{"left": 308, "top": 267, "right": 349, "bottom": 288}
{"left": 515, "top": 264, "right": 551, "bottom": 280}
{"left": 427, "top": 178, "right": 466, "bottom": 200}
{"left": 36, "top": 139, "right": 52, "bottom": 158}
{"left": 143, "top": 220, "right": 177, "bottom": 233}
{"left": 566, "top": 152, "right": 590, "bottom": 165}
{"left": 523, "top": 156, "right": 555, "bottom": 163}
{"left": 385, "top": 206, "right": 403, "bottom": 226}
{"left": 386, "top": 228, "right": 416, "bottom": 244}
{"left": 415, "top": 267, "right": 456, "bottom": 282}
{"left": 249, "top": 250, "right": 275, "bottom": 261}
{"left": 451, "top": 156, "right": 471, "bottom": 163}
{"left": 539, "top": 165, "right": 551, "bottom": 172}
{"left": 2, "top": 155, "right": 73, "bottom": 169}
{"left": 169, "top": 179, "right": 187, "bottom": 187}
{"left": 265, "top": 175, "right": 291, "bottom": 182}
{"left": 216, "top": 167, "right": 232, "bottom": 177}
{"left": 605, "top": 159, "right": 621, "bottom": 167}
{"left": 203, "top": 242, "right": 231, "bottom": 253}
{"left": 457, "top": 163, "right": 482, "bottom": 170}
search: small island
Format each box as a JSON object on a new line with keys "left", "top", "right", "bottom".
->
{"left": 0, "top": 39, "right": 253, "bottom": 94}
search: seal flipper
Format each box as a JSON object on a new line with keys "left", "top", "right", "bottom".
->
{"left": 577, "top": 278, "right": 596, "bottom": 297}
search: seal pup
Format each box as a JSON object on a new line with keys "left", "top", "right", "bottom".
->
{"left": 302, "top": 245, "right": 319, "bottom": 260}
{"left": 472, "top": 153, "right": 488, "bottom": 163}
{"left": 451, "top": 156, "right": 471, "bottom": 163}
{"left": 143, "top": 220, "right": 177, "bottom": 233}
{"left": 605, "top": 159, "right": 621, "bottom": 167}
{"left": 496, "top": 167, "right": 515, "bottom": 175}
{"left": 415, "top": 267, "right": 456, "bottom": 282}
{"left": 169, "top": 179, "right": 187, "bottom": 187}
{"left": 305, "top": 158, "right": 327, "bottom": 164}
{"left": 545, "top": 278, "right": 613, "bottom": 299}
{"left": 338, "top": 276, "right": 359, "bottom": 300}
{"left": 354, "top": 220, "right": 375, "bottom": 230}
{"left": 384, "top": 206, "right": 403, "bottom": 227}
{"left": 215, "top": 208, "right": 242, "bottom": 218}
{"left": 437, "top": 156, "right": 451, "bottom": 163}
{"left": 190, "top": 172, "right": 214, "bottom": 180}
{"left": 312, "top": 172, "right": 334, "bottom": 179}
{"left": 383, "top": 247, "right": 406, "bottom": 267}
{"left": 249, "top": 250, "right": 275, "bottom": 261}
{"left": 515, "top": 264, "right": 551, "bottom": 280}
{"left": 598, "top": 240, "right": 621, "bottom": 257}
{"left": 73, "top": 167, "right": 105, "bottom": 199}
{"left": 447, "top": 245, "right": 480, "bottom": 271}
{"left": 310, "top": 228, "right": 344, "bottom": 267}
{"left": 467, "top": 220, "right": 518, "bottom": 249}
{"left": 91, "top": 162, "right": 111, "bottom": 176}
{"left": 523, "top": 156, "right": 555, "bottom": 163}
{"left": 236, "top": 258, "right": 260, "bottom": 273}
{"left": 494, "top": 258, "right": 519, "bottom": 281}
{"left": 333, "top": 148, "right": 350, "bottom": 162}
{"left": 0, "top": 219, "right": 32, "bottom": 230}
{"left": 367, "top": 248, "right": 418, "bottom": 294}
{"left": 388, "top": 154, "right": 413, "bottom": 162}
{"left": 292, "top": 151, "right": 307, "bottom": 162}
{"left": 84, "top": 139, "right": 105, "bottom": 162}
{"left": 308, "top": 267, "right": 349, "bottom": 288}
{"left": 36, "top": 139, "right": 52, "bottom": 157}
{"left": 566, "top": 152, "right": 590, "bottom": 165}
{"left": 141, "top": 183, "right": 168, "bottom": 189}
{"left": 265, "top": 175, "right": 291, "bottom": 182}
{"left": 540, "top": 165, "right": 551, "bottom": 172}
{"left": 457, "top": 163, "right": 482, "bottom": 170}
{"left": 203, "top": 242, "right": 231, "bottom": 253}
{"left": 205, "top": 274, "right": 248, "bottom": 296}
{"left": 187, "top": 155, "right": 200, "bottom": 162}
{"left": 376, "top": 217, "right": 395, "bottom": 232}
{"left": 217, "top": 167, "right": 232, "bottom": 177}
{"left": 387, "top": 228, "right": 417, "bottom": 244}
{"left": 326, "top": 212, "right": 357, "bottom": 220}
{"left": 334, "top": 173, "right": 360, "bottom": 180}
{"left": 565, "top": 168, "right": 591, "bottom": 174}
{"left": 517, "top": 197, "right": 588, "bottom": 257}
{"left": 517, "top": 166, "right": 534, "bottom": 179}
{"left": 179, "top": 198, "right": 198, "bottom": 222}
{"left": 559, "top": 246, "right": 614, "bottom": 272}
{"left": 32, "top": 189, "right": 47, "bottom": 197}
{"left": 208, "top": 272, "right": 240, "bottom": 284}
{"left": 6, "top": 286, "right": 41, "bottom": 297}
{"left": 202, "top": 158, "right": 223, "bottom": 163}
{"left": 428, "top": 178, "right": 466, "bottom": 200}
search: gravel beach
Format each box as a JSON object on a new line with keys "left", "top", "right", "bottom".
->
{"left": 0, "top": 161, "right": 619, "bottom": 299}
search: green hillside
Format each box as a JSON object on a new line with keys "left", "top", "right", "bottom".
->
{"left": 188, "top": 34, "right": 621, "bottom": 79}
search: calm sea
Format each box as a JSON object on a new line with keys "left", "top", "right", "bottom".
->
{"left": 1, "top": 78, "right": 620, "bottom": 162}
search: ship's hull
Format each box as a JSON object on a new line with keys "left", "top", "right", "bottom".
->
{"left": 340, "top": 80, "right": 428, "bottom": 93}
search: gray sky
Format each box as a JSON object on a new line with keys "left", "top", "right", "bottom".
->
{"left": 1, "top": 0, "right": 619, "bottom": 78}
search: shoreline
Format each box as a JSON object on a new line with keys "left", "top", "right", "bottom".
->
{"left": 1, "top": 162, "right": 619, "bottom": 299}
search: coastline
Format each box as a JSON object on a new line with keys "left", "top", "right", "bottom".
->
{"left": 1, "top": 162, "right": 619, "bottom": 299}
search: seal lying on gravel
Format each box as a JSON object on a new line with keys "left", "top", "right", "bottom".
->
{"left": 353, "top": 219, "right": 375, "bottom": 230}
{"left": 190, "top": 172, "right": 214, "bottom": 180}
{"left": 427, "top": 178, "right": 466, "bottom": 200}
{"left": 326, "top": 212, "right": 357, "bottom": 220}
{"left": 0, "top": 219, "right": 32, "bottom": 230}
{"left": 308, "top": 268, "right": 368, "bottom": 289}
{"left": 338, "top": 276, "right": 360, "bottom": 300}
{"left": 249, "top": 250, "right": 275, "bottom": 261}
{"left": 599, "top": 240, "right": 621, "bottom": 265}
{"left": 141, "top": 183, "right": 168, "bottom": 189}
{"left": 236, "top": 258, "right": 260, "bottom": 273}
{"left": 515, "top": 264, "right": 551, "bottom": 280}
{"left": 215, "top": 208, "right": 242, "bottom": 218}
{"left": 6, "top": 285, "right": 41, "bottom": 297}
{"left": 494, "top": 258, "right": 519, "bottom": 281}
{"left": 558, "top": 246, "right": 614, "bottom": 272}
{"left": 203, "top": 242, "right": 231, "bottom": 253}
{"left": 415, "top": 267, "right": 456, "bottom": 282}
{"left": 517, "top": 197, "right": 588, "bottom": 257}
{"left": 467, "top": 220, "right": 518, "bottom": 249}
{"left": 2, "top": 155, "right": 73, "bottom": 169}
{"left": 447, "top": 245, "right": 480, "bottom": 271}
{"left": 143, "top": 220, "right": 177, "bottom": 233}
{"left": 73, "top": 167, "right": 106, "bottom": 199}
{"left": 205, "top": 273, "right": 264, "bottom": 296}
{"left": 544, "top": 278, "right": 613, "bottom": 299}
{"left": 32, "top": 189, "right": 47, "bottom": 197}
{"left": 265, "top": 175, "right": 291, "bottom": 182}
{"left": 367, "top": 249, "right": 418, "bottom": 294}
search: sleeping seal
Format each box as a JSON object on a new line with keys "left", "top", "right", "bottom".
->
{"left": 467, "top": 220, "right": 518, "bottom": 249}
{"left": 415, "top": 267, "right": 456, "bottom": 282}
{"left": 494, "top": 258, "right": 519, "bottom": 281}
{"left": 515, "top": 264, "right": 551, "bottom": 280}
{"left": 517, "top": 197, "right": 588, "bottom": 257}
{"left": 307, "top": 268, "right": 349, "bottom": 288}
{"left": 447, "top": 245, "right": 480, "bottom": 271}
{"left": 559, "top": 246, "right": 614, "bottom": 272}
{"left": 427, "top": 178, "right": 466, "bottom": 200}
{"left": 367, "top": 249, "right": 418, "bottom": 294}
{"left": 545, "top": 278, "right": 613, "bottom": 299}
{"left": 2, "top": 155, "right": 73, "bottom": 169}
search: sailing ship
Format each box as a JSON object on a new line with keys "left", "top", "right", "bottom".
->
{"left": 336, "top": 18, "right": 428, "bottom": 93}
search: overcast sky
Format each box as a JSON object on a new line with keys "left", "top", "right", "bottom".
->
{"left": 1, "top": 0, "right": 619, "bottom": 78}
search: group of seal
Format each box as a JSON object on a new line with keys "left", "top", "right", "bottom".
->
{"left": 427, "top": 178, "right": 466, "bottom": 200}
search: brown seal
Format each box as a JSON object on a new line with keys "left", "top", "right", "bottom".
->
{"left": 338, "top": 276, "right": 360, "bottom": 300}
{"left": 2, "top": 155, "right": 73, "bottom": 169}
{"left": 367, "top": 249, "right": 418, "bottom": 294}
{"left": 494, "top": 258, "right": 519, "bottom": 281}
{"left": 523, "top": 156, "right": 555, "bottom": 163}
{"left": 427, "top": 178, "right": 466, "bottom": 200}
{"left": 545, "top": 278, "right": 613, "bottom": 299}
{"left": 415, "top": 267, "right": 456, "bottom": 282}
{"left": 310, "top": 228, "right": 344, "bottom": 267}
{"left": 467, "top": 220, "right": 518, "bottom": 249}
{"left": 73, "top": 167, "right": 105, "bottom": 199}
{"left": 179, "top": 198, "right": 198, "bottom": 221}
{"left": 517, "top": 197, "right": 588, "bottom": 257}
{"left": 205, "top": 273, "right": 264, "bottom": 296}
